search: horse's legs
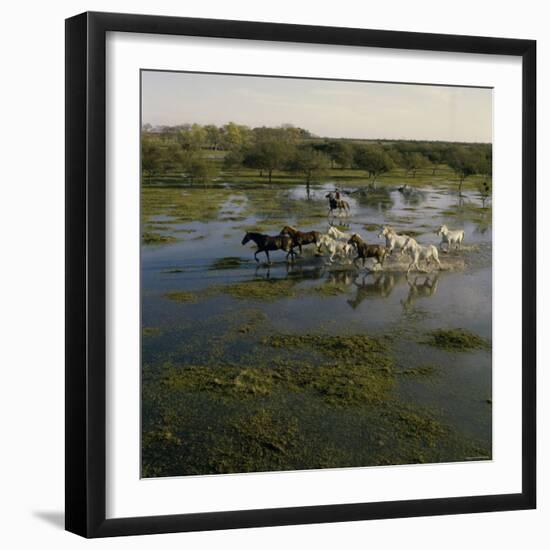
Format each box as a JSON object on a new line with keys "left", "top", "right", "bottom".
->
{"left": 254, "top": 250, "right": 260, "bottom": 262}
{"left": 286, "top": 247, "right": 296, "bottom": 263}
{"left": 265, "top": 250, "right": 271, "bottom": 264}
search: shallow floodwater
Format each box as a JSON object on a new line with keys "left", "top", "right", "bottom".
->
{"left": 141, "top": 181, "right": 492, "bottom": 477}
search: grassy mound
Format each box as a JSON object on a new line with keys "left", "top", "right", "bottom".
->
{"left": 424, "top": 328, "right": 490, "bottom": 351}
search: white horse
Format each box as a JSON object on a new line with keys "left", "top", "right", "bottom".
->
{"left": 436, "top": 225, "right": 465, "bottom": 252}
{"left": 402, "top": 237, "right": 441, "bottom": 273}
{"left": 317, "top": 234, "right": 354, "bottom": 264}
{"left": 378, "top": 226, "right": 413, "bottom": 255}
{"left": 327, "top": 226, "right": 353, "bottom": 241}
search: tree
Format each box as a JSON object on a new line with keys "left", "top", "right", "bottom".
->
{"left": 204, "top": 124, "right": 221, "bottom": 150}
{"left": 403, "top": 152, "right": 430, "bottom": 177}
{"left": 330, "top": 141, "right": 355, "bottom": 169}
{"left": 221, "top": 122, "right": 251, "bottom": 150}
{"left": 223, "top": 149, "right": 244, "bottom": 170}
{"left": 425, "top": 149, "right": 443, "bottom": 175}
{"left": 176, "top": 124, "right": 207, "bottom": 151}
{"left": 288, "top": 146, "right": 330, "bottom": 193}
{"left": 353, "top": 145, "right": 394, "bottom": 186}
{"left": 243, "top": 139, "right": 294, "bottom": 183}
{"left": 141, "top": 135, "right": 164, "bottom": 182}
{"left": 447, "top": 147, "right": 479, "bottom": 195}
{"left": 385, "top": 148, "right": 404, "bottom": 169}
{"left": 186, "top": 158, "right": 219, "bottom": 186}
{"left": 473, "top": 146, "right": 492, "bottom": 206}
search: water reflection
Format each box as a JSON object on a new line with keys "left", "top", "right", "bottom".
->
{"left": 247, "top": 262, "right": 442, "bottom": 313}
{"left": 401, "top": 273, "right": 440, "bottom": 311}
{"left": 255, "top": 261, "right": 327, "bottom": 280}
{"left": 347, "top": 273, "right": 397, "bottom": 309}
{"left": 351, "top": 187, "right": 394, "bottom": 212}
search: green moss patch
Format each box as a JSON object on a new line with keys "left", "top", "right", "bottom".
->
{"left": 309, "top": 283, "right": 350, "bottom": 297}
{"left": 209, "top": 256, "right": 244, "bottom": 270}
{"left": 219, "top": 279, "right": 299, "bottom": 301}
{"left": 164, "top": 365, "right": 275, "bottom": 397}
{"left": 363, "top": 223, "right": 380, "bottom": 232}
{"left": 399, "top": 364, "right": 437, "bottom": 377}
{"left": 164, "top": 290, "right": 200, "bottom": 303}
{"left": 142, "top": 327, "right": 162, "bottom": 337}
{"left": 265, "top": 334, "right": 389, "bottom": 362}
{"left": 142, "top": 232, "right": 177, "bottom": 245}
{"left": 423, "top": 329, "right": 490, "bottom": 352}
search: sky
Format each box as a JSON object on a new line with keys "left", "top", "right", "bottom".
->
{"left": 141, "top": 70, "right": 492, "bottom": 143}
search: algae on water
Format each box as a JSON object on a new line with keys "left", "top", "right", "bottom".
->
{"left": 423, "top": 328, "right": 490, "bottom": 352}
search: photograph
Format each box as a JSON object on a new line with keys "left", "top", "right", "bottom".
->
{"left": 140, "top": 70, "right": 493, "bottom": 478}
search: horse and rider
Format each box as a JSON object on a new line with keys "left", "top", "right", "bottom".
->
{"left": 325, "top": 189, "right": 350, "bottom": 216}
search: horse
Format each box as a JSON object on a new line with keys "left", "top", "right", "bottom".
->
{"left": 327, "top": 225, "right": 353, "bottom": 241}
{"left": 402, "top": 237, "right": 441, "bottom": 273}
{"left": 317, "top": 234, "right": 354, "bottom": 264}
{"left": 325, "top": 193, "right": 350, "bottom": 217}
{"left": 279, "top": 225, "right": 321, "bottom": 255}
{"left": 241, "top": 232, "right": 296, "bottom": 264}
{"left": 347, "top": 234, "right": 387, "bottom": 268}
{"left": 436, "top": 224, "right": 465, "bottom": 252}
{"left": 378, "top": 226, "right": 413, "bottom": 255}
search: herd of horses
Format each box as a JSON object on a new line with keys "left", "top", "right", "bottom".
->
{"left": 241, "top": 193, "right": 465, "bottom": 274}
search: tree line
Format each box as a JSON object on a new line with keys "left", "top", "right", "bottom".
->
{"left": 142, "top": 122, "right": 492, "bottom": 194}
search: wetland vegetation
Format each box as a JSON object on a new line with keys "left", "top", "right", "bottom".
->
{"left": 141, "top": 123, "right": 492, "bottom": 478}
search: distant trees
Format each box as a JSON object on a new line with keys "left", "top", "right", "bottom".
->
{"left": 288, "top": 146, "right": 330, "bottom": 191}
{"left": 204, "top": 124, "right": 222, "bottom": 150}
{"left": 186, "top": 157, "right": 219, "bottom": 185}
{"left": 141, "top": 134, "right": 164, "bottom": 182}
{"left": 330, "top": 141, "right": 355, "bottom": 169}
{"left": 402, "top": 152, "right": 431, "bottom": 177}
{"left": 243, "top": 139, "right": 293, "bottom": 183}
{"left": 446, "top": 147, "right": 480, "bottom": 195}
{"left": 221, "top": 122, "right": 252, "bottom": 150}
{"left": 140, "top": 122, "right": 492, "bottom": 193}
{"left": 353, "top": 145, "right": 394, "bottom": 186}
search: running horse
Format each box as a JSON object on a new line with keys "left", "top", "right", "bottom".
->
{"left": 325, "top": 192, "right": 350, "bottom": 216}
{"left": 241, "top": 232, "right": 296, "bottom": 264}
{"left": 279, "top": 225, "right": 321, "bottom": 255}
{"left": 348, "top": 234, "right": 387, "bottom": 268}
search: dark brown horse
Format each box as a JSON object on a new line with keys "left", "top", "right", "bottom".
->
{"left": 241, "top": 232, "right": 296, "bottom": 264}
{"left": 280, "top": 225, "right": 321, "bottom": 255}
{"left": 348, "top": 234, "right": 387, "bottom": 268}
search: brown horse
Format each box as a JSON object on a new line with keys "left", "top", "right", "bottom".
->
{"left": 348, "top": 234, "right": 387, "bottom": 268}
{"left": 280, "top": 225, "right": 321, "bottom": 255}
{"left": 242, "top": 232, "right": 296, "bottom": 264}
{"left": 326, "top": 193, "right": 350, "bottom": 216}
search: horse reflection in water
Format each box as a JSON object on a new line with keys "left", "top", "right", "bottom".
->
{"left": 401, "top": 273, "right": 440, "bottom": 311}
{"left": 254, "top": 261, "right": 326, "bottom": 281}
{"left": 346, "top": 273, "right": 397, "bottom": 309}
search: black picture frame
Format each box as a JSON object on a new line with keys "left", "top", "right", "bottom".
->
{"left": 65, "top": 11, "right": 536, "bottom": 538}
